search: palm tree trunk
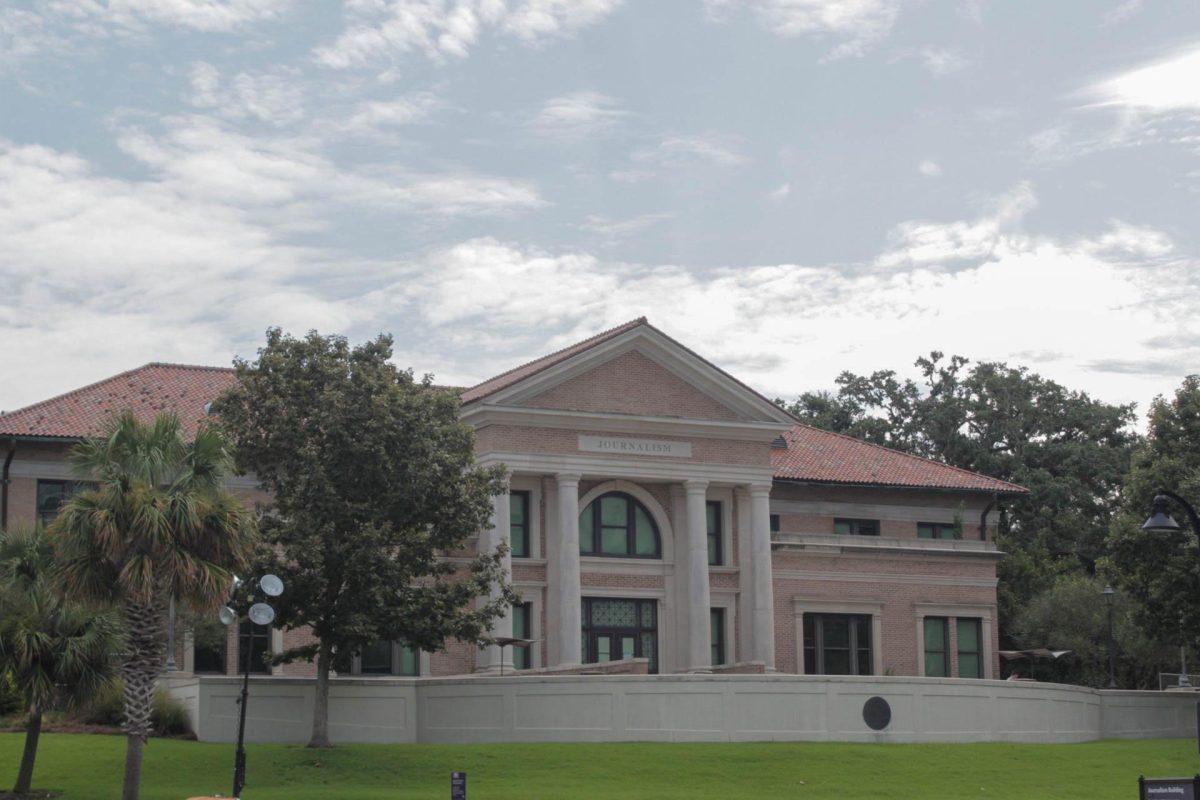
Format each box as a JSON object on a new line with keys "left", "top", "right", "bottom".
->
{"left": 307, "top": 641, "right": 333, "bottom": 748}
{"left": 13, "top": 705, "right": 42, "bottom": 794}
{"left": 120, "top": 598, "right": 167, "bottom": 800}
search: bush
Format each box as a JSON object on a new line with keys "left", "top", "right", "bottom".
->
{"left": 81, "top": 681, "right": 192, "bottom": 736}
{"left": 0, "top": 670, "right": 21, "bottom": 716}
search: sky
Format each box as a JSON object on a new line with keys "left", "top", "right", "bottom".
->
{"left": 2, "top": 0, "right": 1199, "bottom": 420}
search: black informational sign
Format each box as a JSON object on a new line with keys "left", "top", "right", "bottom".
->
{"left": 1140, "top": 775, "right": 1200, "bottom": 800}
{"left": 451, "top": 771, "right": 467, "bottom": 800}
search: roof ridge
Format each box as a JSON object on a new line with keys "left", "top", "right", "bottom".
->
{"left": 461, "top": 316, "right": 647, "bottom": 398}
{"left": 787, "top": 421, "right": 1027, "bottom": 493}
{"left": 0, "top": 362, "right": 231, "bottom": 420}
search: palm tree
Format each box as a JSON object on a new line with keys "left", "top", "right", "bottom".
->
{"left": 0, "top": 524, "right": 117, "bottom": 795}
{"left": 51, "top": 412, "right": 255, "bottom": 800}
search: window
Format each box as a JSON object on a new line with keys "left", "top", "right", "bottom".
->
{"left": 710, "top": 608, "right": 727, "bottom": 666}
{"left": 356, "top": 641, "right": 419, "bottom": 676}
{"left": 581, "top": 597, "right": 658, "bottom": 673}
{"left": 192, "top": 619, "right": 228, "bottom": 674}
{"left": 510, "top": 491, "right": 531, "bottom": 558}
{"left": 924, "top": 617, "right": 949, "bottom": 677}
{"left": 237, "top": 621, "right": 271, "bottom": 675}
{"left": 834, "top": 518, "right": 879, "bottom": 536}
{"left": 579, "top": 492, "right": 661, "bottom": 558}
{"left": 803, "top": 614, "right": 873, "bottom": 675}
{"left": 513, "top": 601, "right": 533, "bottom": 670}
{"left": 769, "top": 514, "right": 780, "bottom": 534}
{"left": 35, "top": 479, "right": 87, "bottom": 526}
{"left": 957, "top": 618, "right": 983, "bottom": 678}
{"left": 918, "top": 522, "right": 958, "bottom": 540}
{"left": 706, "top": 500, "right": 723, "bottom": 566}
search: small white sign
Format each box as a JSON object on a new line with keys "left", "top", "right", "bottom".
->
{"left": 578, "top": 435, "right": 692, "bottom": 458}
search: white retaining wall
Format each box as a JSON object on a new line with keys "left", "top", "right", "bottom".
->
{"left": 164, "top": 674, "right": 1198, "bottom": 745}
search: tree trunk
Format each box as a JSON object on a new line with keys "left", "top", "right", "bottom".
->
{"left": 307, "top": 641, "right": 333, "bottom": 748}
{"left": 122, "top": 735, "right": 145, "bottom": 800}
{"left": 120, "top": 598, "right": 167, "bottom": 800}
{"left": 12, "top": 705, "right": 42, "bottom": 794}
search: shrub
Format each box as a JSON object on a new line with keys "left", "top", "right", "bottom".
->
{"left": 0, "top": 670, "right": 22, "bottom": 716}
{"left": 81, "top": 680, "right": 192, "bottom": 735}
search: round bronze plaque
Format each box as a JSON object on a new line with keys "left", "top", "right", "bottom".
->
{"left": 862, "top": 696, "right": 892, "bottom": 731}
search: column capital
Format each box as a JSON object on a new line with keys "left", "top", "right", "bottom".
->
{"left": 683, "top": 479, "right": 709, "bottom": 494}
{"left": 555, "top": 472, "right": 582, "bottom": 487}
{"left": 747, "top": 482, "right": 772, "bottom": 498}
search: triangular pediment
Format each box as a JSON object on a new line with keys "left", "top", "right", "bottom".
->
{"left": 473, "top": 322, "right": 795, "bottom": 426}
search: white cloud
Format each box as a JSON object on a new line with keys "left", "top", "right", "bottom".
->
{"left": 1102, "top": 0, "right": 1143, "bottom": 26}
{"left": 530, "top": 90, "right": 626, "bottom": 138}
{"left": 920, "top": 47, "right": 967, "bottom": 76}
{"left": 632, "top": 134, "right": 748, "bottom": 169}
{"left": 917, "top": 159, "right": 941, "bottom": 177}
{"left": 877, "top": 182, "right": 1036, "bottom": 268}
{"left": 49, "top": 0, "right": 288, "bottom": 34}
{"left": 769, "top": 182, "right": 792, "bottom": 200}
{"left": 187, "top": 62, "right": 307, "bottom": 126}
{"left": 332, "top": 93, "right": 446, "bottom": 136}
{"left": 706, "top": 0, "right": 900, "bottom": 58}
{"left": 1085, "top": 44, "right": 1200, "bottom": 113}
{"left": 315, "top": 0, "right": 621, "bottom": 69}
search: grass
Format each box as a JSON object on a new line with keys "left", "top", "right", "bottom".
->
{"left": 2, "top": 734, "right": 1199, "bottom": 799}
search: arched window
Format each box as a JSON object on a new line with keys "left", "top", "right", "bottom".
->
{"left": 579, "top": 491, "right": 661, "bottom": 558}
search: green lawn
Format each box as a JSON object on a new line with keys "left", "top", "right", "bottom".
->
{"left": 2, "top": 734, "right": 1198, "bottom": 799}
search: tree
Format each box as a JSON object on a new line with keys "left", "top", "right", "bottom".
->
{"left": 212, "top": 329, "right": 516, "bottom": 749}
{"left": 51, "top": 412, "right": 255, "bottom": 800}
{"left": 1106, "top": 375, "right": 1200, "bottom": 658}
{"left": 0, "top": 525, "right": 118, "bottom": 795}
{"left": 779, "top": 353, "right": 1140, "bottom": 646}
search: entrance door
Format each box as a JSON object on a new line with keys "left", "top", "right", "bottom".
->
{"left": 582, "top": 597, "right": 658, "bottom": 672}
{"left": 590, "top": 632, "right": 637, "bottom": 663}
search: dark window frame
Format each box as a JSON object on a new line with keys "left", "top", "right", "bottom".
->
{"left": 834, "top": 518, "right": 880, "bottom": 536}
{"left": 710, "top": 607, "right": 727, "bottom": 666}
{"left": 510, "top": 490, "right": 531, "bottom": 558}
{"left": 803, "top": 613, "right": 873, "bottom": 675}
{"left": 582, "top": 597, "right": 659, "bottom": 673}
{"left": 924, "top": 616, "right": 950, "bottom": 677}
{"left": 706, "top": 500, "right": 723, "bottom": 566}
{"left": 353, "top": 640, "right": 419, "bottom": 676}
{"left": 237, "top": 621, "right": 271, "bottom": 675}
{"left": 579, "top": 491, "right": 662, "bottom": 559}
{"left": 192, "top": 622, "right": 229, "bottom": 674}
{"left": 513, "top": 601, "right": 533, "bottom": 670}
{"left": 918, "top": 521, "right": 958, "bottom": 540}
{"left": 956, "top": 617, "right": 983, "bottom": 679}
{"left": 769, "top": 513, "right": 780, "bottom": 534}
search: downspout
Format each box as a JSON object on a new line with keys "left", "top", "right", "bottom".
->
{"left": 1, "top": 438, "right": 16, "bottom": 530}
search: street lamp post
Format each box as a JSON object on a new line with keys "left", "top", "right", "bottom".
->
{"left": 219, "top": 573, "right": 284, "bottom": 799}
{"left": 1103, "top": 585, "right": 1117, "bottom": 689}
{"left": 1142, "top": 490, "right": 1200, "bottom": 690}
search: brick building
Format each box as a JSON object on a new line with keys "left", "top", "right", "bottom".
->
{"left": 0, "top": 317, "right": 1024, "bottom": 682}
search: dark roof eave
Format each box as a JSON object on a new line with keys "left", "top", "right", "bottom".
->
{"left": 771, "top": 476, "right": 1028, "bottom": 496}
{"left": 0, "top": 433, "right": 86, "bottom": 444}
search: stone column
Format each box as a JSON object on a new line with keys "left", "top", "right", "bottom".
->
{"left": 734, "top": 487, "right": 755, "bottom": 663}
{"left": 748, "top": 483, "right": 776, "bottom": 670}
{"left": 553, "top": 473, "right": 583, "bottom": 666}
{"left": 478, "top": 486, "right": 513, "bottom": 673}
{"left": 684, "top": 479, "right": 712, "bottom": 672}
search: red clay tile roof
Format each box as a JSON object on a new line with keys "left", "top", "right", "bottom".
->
{"left": 0, "top": 363, "right": 237, "bottom": 441}
{"left": 773, "top": 423, "right": 1027, "bottom": 494}
{"left": 459, "top": 317, "right": 648, "bottom": 404}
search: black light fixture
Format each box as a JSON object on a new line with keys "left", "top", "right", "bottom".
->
{"left": 1143, "top": 494, "right": 1182, "bottom": 533}
{"left": 1102, "top": 585, "right": 1117, "bottom": 689}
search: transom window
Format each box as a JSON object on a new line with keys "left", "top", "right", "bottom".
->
{"left": 918, "top": 522, "right": 958, "bottom": 540}
{"left": 579, "top": 492, "right": 661, "bottom": 558}
{"left": 803, "top": 613, "right": 873, "bottom": 675}
{"left": 582, "top": 597, "right": 658, "bottom": 673}
{"left": 834, "top": 518, "right": 880, "bottom": 536}
{"left": 36, "top": 480, "right": 89, "bottom": 526}
{"left": 510, "top": 491, "right": 531, "bottom": 558}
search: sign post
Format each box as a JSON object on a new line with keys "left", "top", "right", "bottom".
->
{"left": 451, "top": 771, "right": 467, "bottom": 800}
